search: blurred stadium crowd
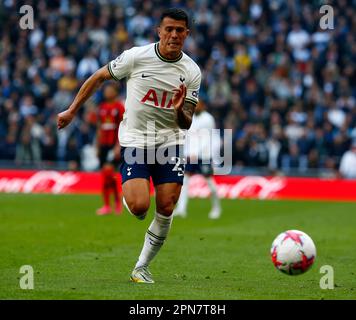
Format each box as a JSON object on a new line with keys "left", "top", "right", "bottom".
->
{"left": 0, "top": 0, "right": 355, "bottom": 176}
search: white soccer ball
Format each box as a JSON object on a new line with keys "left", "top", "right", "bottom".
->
{"left": 271, "top": 230, "right": 316, "bottom": 275}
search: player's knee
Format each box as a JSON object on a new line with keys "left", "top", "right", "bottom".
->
{"left": 102, "top": 167, "right": 116, "bottom": 186}
{"left": 156, "top": 201, "right": 175, "bottom": 216}
{"left": 128, "top": 199, "right": 150, "bottom": 216}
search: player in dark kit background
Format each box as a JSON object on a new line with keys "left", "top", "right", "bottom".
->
{"left": 96, "top": 82, "right": 125, "bottom": 215}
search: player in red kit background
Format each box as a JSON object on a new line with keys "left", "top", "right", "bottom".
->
{"left": 96, "top": 82, "right": 125, "bottom": 215}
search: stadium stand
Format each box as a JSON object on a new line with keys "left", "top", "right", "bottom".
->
{"left": 0, "top": 0, "right": 355, "bottom": 177}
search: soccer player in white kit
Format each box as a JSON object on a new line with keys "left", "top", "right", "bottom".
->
{"left": 57, "top": 8, "right": 201, "bottom": 283}
{"left": 174, "top": 100, "right": 222, "bottom": 219}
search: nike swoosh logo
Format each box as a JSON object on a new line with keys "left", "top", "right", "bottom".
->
{"left": 142, "top": 74, "right": 152, "bottom": 78}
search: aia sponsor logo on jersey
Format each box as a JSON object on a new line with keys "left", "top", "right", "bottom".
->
{"left": 141, "top": 89, "right": 173, "bottom": 109}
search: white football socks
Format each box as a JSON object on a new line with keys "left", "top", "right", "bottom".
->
{"left": 175, "top": 175, "right": 189, "bottom": 215}
{"left": 135, "top": 212, "right": 173, "bottom": 269}
{"left": 207, "top": 176, "right": 221, "bottom": 211}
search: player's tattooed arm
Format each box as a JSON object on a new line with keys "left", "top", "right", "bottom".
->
{"left": 174, "top": 101, "right": 196, "bottom": 130}
{"left": 172, "top": 84, "right": 196, "bottom": 129}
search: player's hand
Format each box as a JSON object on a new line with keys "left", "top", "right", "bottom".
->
{"left": 57, "top": 109, "right": 75, "bottom": 130}
{"left": 172, "top": 84, "right": 187, "bottom": 111}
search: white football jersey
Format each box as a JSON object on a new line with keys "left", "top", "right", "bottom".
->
{"left": 108, "top": 42, "right": 201, "bottom": 148}
{"left": 184, "top": 110, "right": 220, "bottom": 160}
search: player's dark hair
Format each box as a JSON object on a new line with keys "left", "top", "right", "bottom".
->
{"left": 160, "top": 8, "right": 189, "bottom": 28}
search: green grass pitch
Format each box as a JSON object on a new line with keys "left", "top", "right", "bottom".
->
{"left": 0, "top": 193, "right": 355, "bottom": 300}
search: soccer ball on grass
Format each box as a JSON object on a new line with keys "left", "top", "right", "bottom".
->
{"left": 271, "top": 230, "right": 316, "bottom": 275}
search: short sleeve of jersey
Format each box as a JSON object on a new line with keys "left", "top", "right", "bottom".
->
{"left": 108, "top": 48, "right": 136, "bottom": 81}
{"left": 185, "top": 67, "right": 201, "bottom": 106}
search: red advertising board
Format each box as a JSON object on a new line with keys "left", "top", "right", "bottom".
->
{"left": 0, "top": 170, "right": 102, "bottom": 194}
{"left": 0, "top": 169, "right": 355, "bottom": 201}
